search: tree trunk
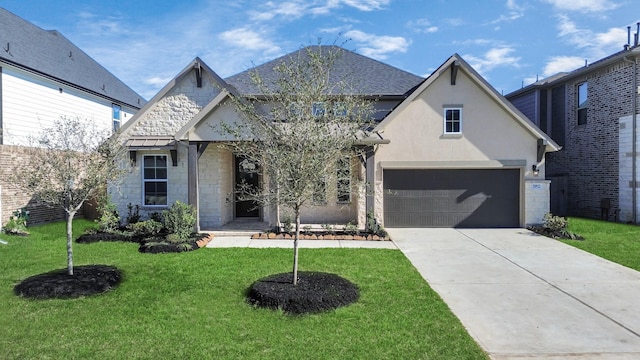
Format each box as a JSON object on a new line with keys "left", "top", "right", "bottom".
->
{"left": 66, "top": 210, "right": 75, "bottom": 276}
{"left": 292, "top": 207, "right": 301, "bottom": 285}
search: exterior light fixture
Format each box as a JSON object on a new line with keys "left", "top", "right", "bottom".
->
{"left": 532, "top": 164, "right": 539, "bottom": 177}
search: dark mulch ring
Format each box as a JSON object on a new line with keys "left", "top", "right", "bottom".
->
{"left": 138, "top": 233, "right": 211, "bottom": 254}
{"left": 528, "top": 226, "right": 584, "bottom": 240}
{"left": 76, "top": 232, "right": 141, "bottom": 244}
{"left": 14, "top": 265, "right": 122, "bottom": 300}
{"left": 247, "top": 271, "right": 359, "bottom": 315}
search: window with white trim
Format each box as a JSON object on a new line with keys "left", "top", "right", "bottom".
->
{"left": 143, "top": 155, "right": 168, "bottom": 206}
{"left": 112, "top": 104, "right": 121, "bottom": 132}
{"left": 444, "top": 108, "right": 462, "bottom": 134}
{"left": 336, "top": 157, "right": 351, "bottom": 203}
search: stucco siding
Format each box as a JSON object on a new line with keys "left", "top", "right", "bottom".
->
{"left": 375, "top": 68, "right": 546, "bottom": 226}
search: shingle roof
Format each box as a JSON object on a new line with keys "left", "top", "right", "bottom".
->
{"left": 225, "top": 45, "right": 424, "bottom": 97}
{"left": 0, "top": 7, "right": 145, "bottom": 109}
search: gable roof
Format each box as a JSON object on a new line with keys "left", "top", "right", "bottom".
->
{"left": 0, "top": 7, "right": 145, "bottom": 109}
{"left": 376, "top": 54, "right": 561, "bottom": 153}
{"left": 118, "top": 57, "right": 235, "bottom": 137}
{"left": 508, "top": 46, "right": 640, "bottom": 98}
{"left": 225, "top": 45, "right": 424, "bottom": 97}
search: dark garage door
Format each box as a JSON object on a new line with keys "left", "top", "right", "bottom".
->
{"left": 383, "top": 169, "right": 520, "bottom": 228}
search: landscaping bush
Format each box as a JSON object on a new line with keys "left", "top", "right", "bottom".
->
{"left": 126, "top": 219, "right": 164, "bottom": 237}
{"left": 162, "top": 201, "right": 196, "bottom": 240}
{"left": 97, "top": 200, "right": 120, "bottom": 232}
{"left": 2, "top": 208, "right": 30, "bottom": 236}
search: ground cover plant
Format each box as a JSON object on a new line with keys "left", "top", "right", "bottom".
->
{"left": 563, "top": 217, "right": 640, "bottom": 272}
{"left": 1, "top": 220, "right": 488, "bottom": 359}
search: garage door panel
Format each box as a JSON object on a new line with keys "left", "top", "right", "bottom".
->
{"left": 384, "top": 169, "right": 520, "bottom": 228}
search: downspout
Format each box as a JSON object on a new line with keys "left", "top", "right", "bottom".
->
{"left": 624, "top": 54, "right": 638, "bottom": 223}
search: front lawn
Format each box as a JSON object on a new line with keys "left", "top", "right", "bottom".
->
{"left": 0, "top": 219, "right": 487, "bottom": 359}
{"left": 565, "top": 217, "right": 640, "bottom": 271}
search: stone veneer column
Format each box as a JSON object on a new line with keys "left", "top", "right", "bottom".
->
{"left": 525, "top": 179, "right": 551, "bottom": 226}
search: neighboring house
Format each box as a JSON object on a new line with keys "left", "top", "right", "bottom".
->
{"left": 506, "top": 42, "right": 640, "bottom": 222}
{"left": 112, "top": 46, "right": 559, "bottom": 230}
{"left": 0, "top": 8, "right": 146, "bottom": 224}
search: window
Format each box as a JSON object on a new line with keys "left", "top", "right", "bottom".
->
{"left": 444, "top": 108, "right": 462, "bottom": 134}
{"left": 112, "top": 104, "right": 121, "bottom": 132}
{"left": 337, "top": 157, "right": 351, "bottom": 203}
{"left": 333, "top": 102, "right": 348, "bottom": 117}
{"left": 143, "top": 155, "right": 168, "bottom": 206}
{"left": 312, "top": 102, "right": 326, "bottom": 117}
{"left": 313, "top": 177, "right": 327, "bottom": 204}
{"left": 577, "top": 82, "right": 588, "bottom": 125}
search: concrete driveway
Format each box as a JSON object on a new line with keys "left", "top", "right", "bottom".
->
{"left": 388, "top": 228, "right": 640, "bottom": 360}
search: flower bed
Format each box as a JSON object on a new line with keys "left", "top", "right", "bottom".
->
{"left": 250, "top": 232, "right": 389, "bottom": 241}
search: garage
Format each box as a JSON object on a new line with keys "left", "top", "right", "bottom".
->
{"left": 383, "top": 169, "right": 520, "bottom": 228}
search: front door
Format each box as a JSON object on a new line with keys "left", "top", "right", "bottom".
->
{"left": 235, "top": 156, "right": 260, "bottom": 217}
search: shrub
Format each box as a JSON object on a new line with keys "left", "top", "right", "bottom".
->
{"left": 97, "top": 200, "right": 120, "bottom": 232}
{"left": 343, "top": 221, "right": 358, "bottom": 235}
{"left": 126, "top": 203, "right": 141, "bottom": 225}
{"left": 281, "top": 217, "right": 293, "bottom": 234}
{"left": 2, "top": 208, "right": 29, "bottom": 235}
{"left": 366, "top": 211, "right": 387, "bottom": 237}
{"left": 126, "top": 220, "right": 163, "bottom": 237}
{"left": 543, "top": 213, "right": 567, "bottom": 231}
{"left": 149, "top": 212, "right": 163, "bottom": 223}
{"left": 162, "top": 201, "right": 196, "bottom": 241}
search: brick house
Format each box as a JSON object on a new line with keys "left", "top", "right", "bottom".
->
{"left": 112, "top": 46, "right": 558, "bottom": 230}
{"left": 506, "top": 44, "right": 640, "bottom": 222}
{"left": 0, "top": 8, "right": 145, "bottom": 224}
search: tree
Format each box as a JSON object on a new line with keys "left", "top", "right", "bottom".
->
{"left": 11, "top": 116, "right": 128, "bottom": 275}
{"left": 222, "top": 45, "right": 376, "bottom": 285}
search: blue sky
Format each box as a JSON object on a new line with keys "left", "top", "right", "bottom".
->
{"left": 2, "top": 0, "right": 638, "bottom": 100}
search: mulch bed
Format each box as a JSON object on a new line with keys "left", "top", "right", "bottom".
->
{"left": 76, "top": 232, "right": 214, "bottom": 254}
{"left": 138, "top": 233, "right": 212, "bottom": 254}
{"left": 247, "top": 271, "right": 359, "bottom": 315}
{"left": 14, "top": 265, "right": 122, "bottom": 300}
{"left": 527, "top": 226, "right": 584, "bottom": 240}
{"left": 251, "top": 232, "right": 389, "bottom": 241}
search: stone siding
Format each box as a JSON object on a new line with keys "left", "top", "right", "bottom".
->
{"left": 198, "top": 145, "right": 233, "bottom": 229}
{"left": 525, "top": 179, "right": 551, "bottom": 225}
{"left": 546, "top": 60, "right": 635, "bottom": 219}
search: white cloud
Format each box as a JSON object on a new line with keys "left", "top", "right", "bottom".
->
{"left": 464, "top": 47, "right": 521, "bottom": 73}
{"left": 542, "top": 56, "right": 585, "bottom": 76}
{"left": 218, "top": 27, "right": 281, "bottom": 55}
{"left": 556, "top": 15, "right": 627, "bottom": 57}
{"left": 249, "top": 1, "right": 307, "bottom": 21}
{"left": 344, "top": 30, "right": 410, "bottom": 59}
{"left": 340, "top": 0, "right": 390, "bottom": 11}
{"left": 407, "top": 18, "right": 438, "bottom": 34}
{"left": 489, "top": 0, "right": 525, "bottom": 25}
{"left": 541, "top": 0, "right": 620, "bottom": 13}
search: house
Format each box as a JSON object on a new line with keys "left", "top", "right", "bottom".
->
{"left": 112, "top": 46, "right": 559, "bottom": 230}
{"left": 0, "top": 7, "right": 146, "bottom": 224}
{"left": 506, "top": 37, "right": 640, "bottom": 222}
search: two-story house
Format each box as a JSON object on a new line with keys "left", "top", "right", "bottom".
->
{"left": 0, "top": 8, "right": 146, "bottom": 224}
{"left": 507, "top": 37, "right": 640, "bottom": 222}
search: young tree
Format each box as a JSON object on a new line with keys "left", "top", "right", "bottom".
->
{"left": 222, "top": 45, "right": 376, "bottom": 285}
{"left": 11, "top": 116, "right": 128, "bottom": 275}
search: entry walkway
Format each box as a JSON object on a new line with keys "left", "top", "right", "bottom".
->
{"left": 388, "top": 228, "right": 640, "bottom": 360}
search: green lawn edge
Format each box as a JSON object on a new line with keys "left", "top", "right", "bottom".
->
{"left": 0, "top": 219, "right": 487, "bottom": 359}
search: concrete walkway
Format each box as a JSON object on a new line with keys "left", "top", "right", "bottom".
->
{"left": 388, "top": 228, "right": 640, "bottom": 360}
{"left": 206, "top": 235, "right": 397, "bottom": 249}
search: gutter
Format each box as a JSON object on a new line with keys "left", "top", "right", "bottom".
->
{"left": 623, "top": 54, "right": 638, "bottom": 223}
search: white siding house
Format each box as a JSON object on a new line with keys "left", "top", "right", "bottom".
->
{"left": 0, "top": 7, "right": 146, "bottom": 224}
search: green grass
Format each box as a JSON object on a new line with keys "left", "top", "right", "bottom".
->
{"left": 0, "top": 219, "right": 487, "bottom": 360}
{"left": 564, "top": 217, "right": 640, "bottom": 271}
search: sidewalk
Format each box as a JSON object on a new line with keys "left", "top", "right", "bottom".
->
{"left": 205, "top": 236, "right": 397, "bottom": 249}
